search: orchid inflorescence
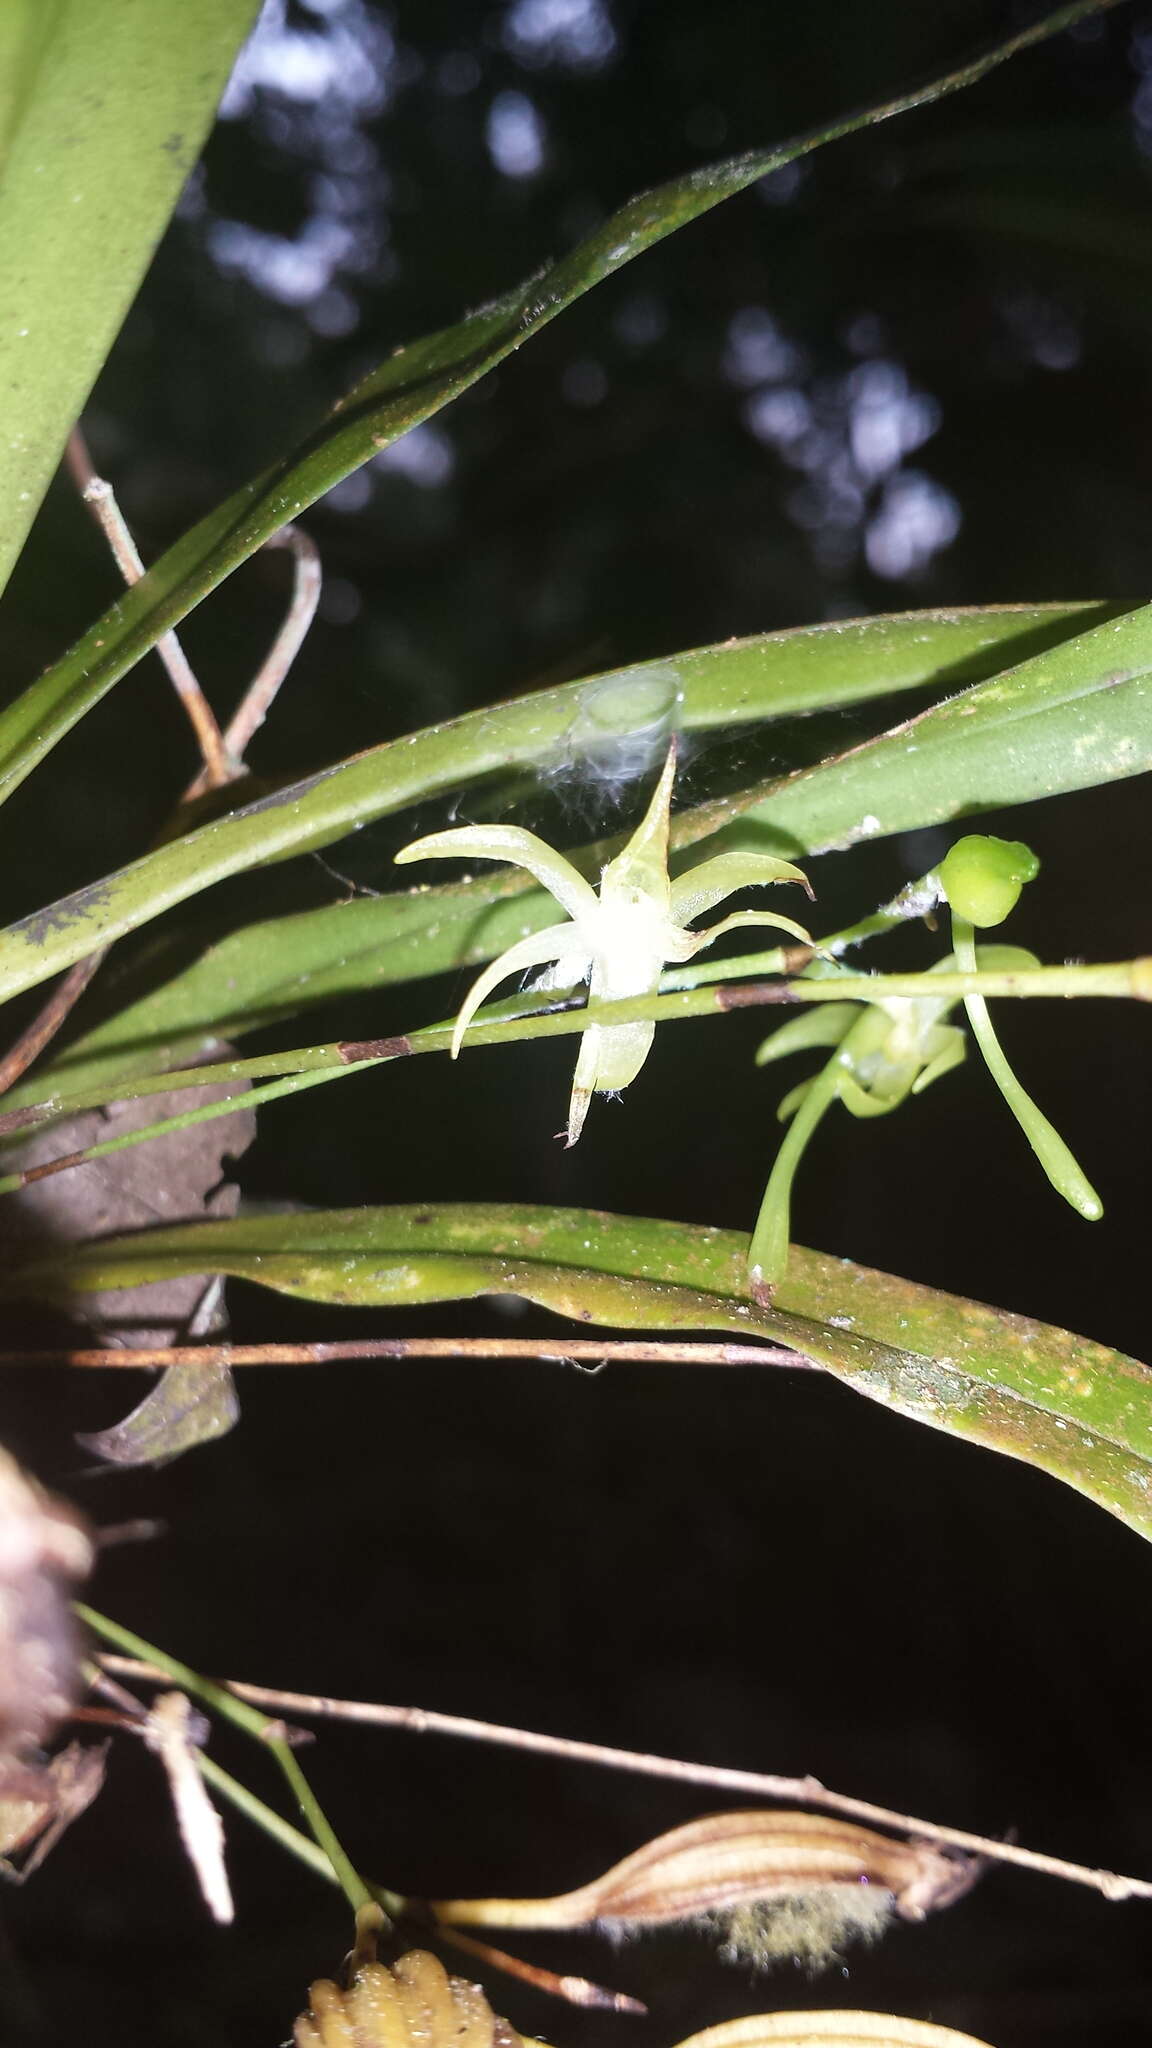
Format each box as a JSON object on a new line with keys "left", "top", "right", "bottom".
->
{"left": 398, "top": 775, "right": 1098, "bottom": 1295}
{"left": 746, "top": 832, "right": 1101, "bottom": 1293}
{"left": 396, "top": 737, "right": 813, "bottom": 1145}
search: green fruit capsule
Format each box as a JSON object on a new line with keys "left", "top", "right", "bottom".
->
{"left": 937, "top": 834, "right": 1039, "bottom": 927}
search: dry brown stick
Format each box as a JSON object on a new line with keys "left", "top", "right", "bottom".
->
{"left": 92, "top": 1655, "right": 1152, "bottom": 1907}
{"left": 0, "top": 955, "right": 106, "bottom": 1098}
{"left": 222, "top": 526, "right": 321, "bottom": 759}
{"left": 0, "top": 446, "right": 321, "bottom": 1102}
{"left": 436, "top": 1924, "right": 646, "bottom": 2014}
{"left": 65, "top": 428, "right": 235, "bottom": 789}
{"left": 182, "top": 523, "right": 321, "bottom": 801}
{"left": 0, "top": 1336, "right": 816, "bottom": 1370}
{"left": 0, "top": 434, "right": 236, "bottom": 1101}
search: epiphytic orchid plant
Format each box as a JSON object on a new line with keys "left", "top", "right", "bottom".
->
{"left": 395, "top": 738, "right": 813, "bottom": 1144}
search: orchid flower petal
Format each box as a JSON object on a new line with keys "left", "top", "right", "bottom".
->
{"left": 685, "top": 907, "right": 815, "bottom": 953}
{"left": 597, "top": 739, "right": 677, "bottom": 906}
{"left": 755, "top": 1006, "right": 859, "bottom": 1068}
{"left": 566, "top": 1023, "right": 604, "bottom": 1147}
{"left": 396, "top": 824, "right": 598, "bottom": 925}
{"left": 670, "top": 852, "right": 809, "bottom": 924}
{"left": 910, "top": 1027, "right": 966, "bottom": 1095}
{"left": 449, "top": 923, "right": 584, "bottom": 1058}
{"left": 399, "top": 736, "right": 815, "bottom": 1144}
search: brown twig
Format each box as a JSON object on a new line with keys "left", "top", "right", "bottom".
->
{"left": 0, "top": 440, "right": 321, "bottom": 1102}
{"left": 0, "top": 433, "right": 232, "bottom": 1102}
{"left": 91, "top": 1656, "right": 1152, "bottom": 1907}
{"left": 436, "top": 1925, "right": 646, "bottom": 2014}
{"left": 221, "top": 526, "right": 321, "bottom": 760}
{"left": 0, "top": 1336, "right": 816, "bottom": 1370}
{"left": 66, "top": 428, "right": 236, "bottom": 789}
{"left": 0, "top": 955, "right": 106, "bottom": 1098}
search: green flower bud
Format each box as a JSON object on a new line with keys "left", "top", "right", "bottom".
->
{"left": 937, "top": 834, "right": 1039, "bottom": 927}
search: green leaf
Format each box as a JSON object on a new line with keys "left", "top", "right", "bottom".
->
{"left": 9, "top": 1201, "right": 1152, "bottom": 1544}
{"left": 0, "top": 0, "right": 1118, "bottom": 798}
{"left": 0, "top": 0, "right": 258, "bottom": 597}
{"left": 0, "top": 604, "right": 1120, "bottom": 1055}
{"left": 715, "top": 596, "right": 1152, "bottom": 858}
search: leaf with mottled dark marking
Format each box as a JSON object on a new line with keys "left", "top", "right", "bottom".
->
{"left": 7, "top": 1203, "right": 1152, "bottom": 1540}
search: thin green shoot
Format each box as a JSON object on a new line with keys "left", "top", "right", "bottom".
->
{"left": 76, "top": 1604, "right": 394, "bottom": 1916}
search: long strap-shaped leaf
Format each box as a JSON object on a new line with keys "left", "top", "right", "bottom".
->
{"left": 0, "top": 0, "right": 259, "bottom": 597}
{"left": 8, "top": 1201, "right": 1152, "bottom": 1545}
{"left": 0, "top": 598, "right": 1137, "bottom": 1022}
{"left": 0, "top": 0, "right": 1120, "bottom": 800}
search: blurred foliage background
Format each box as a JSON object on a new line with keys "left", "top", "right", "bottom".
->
{"left": 4, "top": 3, "right": 1152, "bottom": 2042}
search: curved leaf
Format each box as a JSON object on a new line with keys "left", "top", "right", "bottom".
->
{"left": 720, "top": 596, "right": 1152, "bottom": 856}
{"left": 0, "top": 0, "right": 1117, "bottom": 796}
{"left": 9, "top": 1201, "right": 1152, "bottom": 1544}
{"left": 0, "top": 0, "right": 258, "bottom": 595}
{"left": 672, "top": 2017, "right": 993, "bottom": 2048}
{"left": 0, "top": 603, "right": 1125, "bottom": 1030}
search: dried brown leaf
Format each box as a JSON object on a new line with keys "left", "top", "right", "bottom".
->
{"left": 0, "top": 1078, "right": 255, "bottom": 1348}
{"left": 433, "top": 1811, "right": 979, "bottom": 1965}
{"left": 1, "top": 1073, "right": 254, "bottom": 1462}
{"left": 0, "top": 1738, "right": 107, "bottom": 1878}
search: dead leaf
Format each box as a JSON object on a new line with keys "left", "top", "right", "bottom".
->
{"left": 433, "top": 1812, "right": 980, "bottom": 1972}
{"left": 0, "top": 1739, "right": 107, "bottom": 1879}
{"left": 0, "top": 1071, "right": 255, "bottom": 1463}
{"left": 0, "top": 1077, "right": 255, "bottom": 1348}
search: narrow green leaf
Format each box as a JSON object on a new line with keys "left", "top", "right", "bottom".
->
{"left": 0, "top": 604, "right": 1120, "bottom": 1039}
{"left": 714, "top": 597, "right": 1152, "bottom": 858}
{"left": 0, "top": 0, "right": 258, "bottom": 596}
{"left": 0, "top": 0, "right": 1118, "bottom": 795}
{"left": 10, "top": 1202, "right": 1152, "bottom": 1544}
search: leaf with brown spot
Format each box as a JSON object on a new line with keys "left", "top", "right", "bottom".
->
{"left": 10, "top": 1201, "right": 1152, "bottom": 1537}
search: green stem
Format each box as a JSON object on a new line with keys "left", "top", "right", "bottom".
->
{"left": 0, "top": 1062, "right": 376, "bottom": 1195}
{"left": 661, "top": 944, "right": 797, "bottom": 991}
{"left": 195, "top": 1753, "right": 337, "bottom": 1886}
{"left": 77, "top": 1604, "right": 393, "bottom": 1915}
{"left": 3, "top": 956, "right": 1148, "bottom": 1184}
{"left": 747, "top": 1059, "right": 842, "bottom": 1291}
{"left": 951, "top": 916, "right": 1102, "bottom": 1220}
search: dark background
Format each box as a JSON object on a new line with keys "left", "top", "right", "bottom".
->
{"left": 3, "top": 1, "right": 1152, "bottom": 2042}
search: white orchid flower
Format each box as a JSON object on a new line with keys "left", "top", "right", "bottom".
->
{"left": 395, "top": 738, "right": 812, "bottom": 1145}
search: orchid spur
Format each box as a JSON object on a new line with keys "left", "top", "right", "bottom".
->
{"left": 395, "top": 738, "right": 813, "bottom": 1145}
